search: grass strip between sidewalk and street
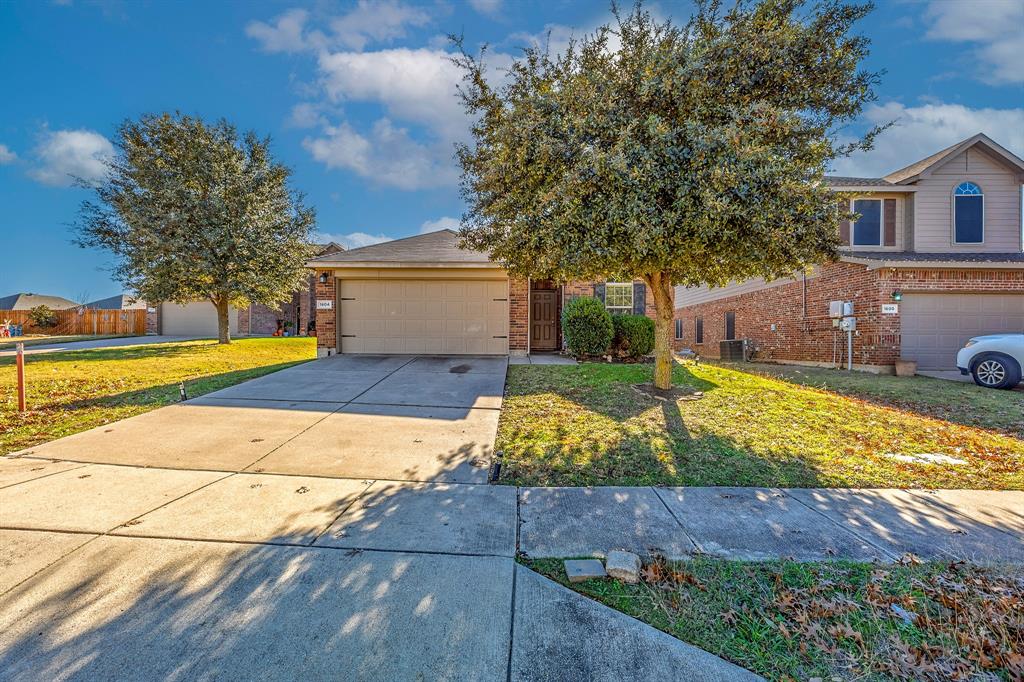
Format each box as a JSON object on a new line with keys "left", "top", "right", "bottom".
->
{"left": 527, "top": 556, "right": 1024, "bottom": 681}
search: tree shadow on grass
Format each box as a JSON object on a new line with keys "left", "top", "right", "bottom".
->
{"left": 728, "top": 361, "right": 1024, "bottom": 440}
{"left": 499, "top": 363, "right": 823, "bottom": 488}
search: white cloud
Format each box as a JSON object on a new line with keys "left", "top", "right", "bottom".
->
{"left": 29, "top": 129, "right": 113, "bottom": 187}
{"left": 317, "top": 231, "right": 392, "bottom": 249}
{"left": 303, "top": 118, "right": 458, "bottom": 190}
{"left": 329, "top": 0, "right": 431, "bottom": 51}
{"left": 468, "top": 0, "right": 502, "bottom": 17}
{"left": 831, "top": 102, "right": 1024, "bottom": 177}
{"left": 420, "top": 216, "right": 460, "bottom": 233}
{"left": 246, "top": 8, "right": 313, "bottom": 54}
{"left": 246, "top": 1, "right": 432, "bottom": 54}
{"left": 0, "top": 144, "right": 16, "bottom": 164}
{"left": 317, "top": 47, "right": 467, "bottom": 141}
{"left": 924, "top": 0, "right": 1024, "bottom": 85}
{"left": 287, "top": 102, "right": 328, "bottom": 128}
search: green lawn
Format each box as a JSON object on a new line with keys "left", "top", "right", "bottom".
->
{"left": 527, "top": 557, "right": 1022, "bottom": 681}
{"left": 0, "top": 337, "right": 315, "bottom": 455}
{"left": 496, "top": 361, "right": 1024, "bottom": 489}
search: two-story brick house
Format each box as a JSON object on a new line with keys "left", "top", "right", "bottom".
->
{"left": 674, "top": 133, "right": 1024, "bottom": 371}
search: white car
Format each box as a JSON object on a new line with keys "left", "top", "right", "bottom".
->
{"left": 956, "top": 333, "right": 1024, "bottom": 389}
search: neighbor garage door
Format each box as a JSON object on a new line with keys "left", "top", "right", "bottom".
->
{"left": 901, "top": 293, "right": 1024, "bottom": 369}
{"left": 160, "top": 302, "right": 239, "bottom": 337}
{"left": 339, "top": 279, "right": 509, "bottom": 354}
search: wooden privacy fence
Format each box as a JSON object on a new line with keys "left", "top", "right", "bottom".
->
{"left": 0, "top": 309, "right": 147, "bottom": 336}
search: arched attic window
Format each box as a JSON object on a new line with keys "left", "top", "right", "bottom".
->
{"left": 953, "top": 181, "right": 984, "bottom": 244}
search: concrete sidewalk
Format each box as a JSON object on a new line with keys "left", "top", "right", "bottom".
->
{"left": 0, "top": 335, "right": 200, "bottom": 357}
{"left": 0, "top": 456, "right": 760, "bottom": 681}
{"left": 519, "top": 485, "right": 1024, "bottom": 563}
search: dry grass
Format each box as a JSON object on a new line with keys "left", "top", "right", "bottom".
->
{"left": 0, "top": 337, "right": 315, "bottom": 454}
{"left": 497, "top": 360, "right": 1024, "bottom": 488}
{"left": 528, "top": 556, "right": 1024, "bottom": 681}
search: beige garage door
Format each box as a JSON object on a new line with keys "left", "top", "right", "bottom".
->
{"left": 161, "top": 302, "right": 239, "bottom": 337}
{"left": 339, "top": 279, "right": 509, "bottom": 355}
{"left": 901, "top": 293, "right": 1024, "bottom": 369}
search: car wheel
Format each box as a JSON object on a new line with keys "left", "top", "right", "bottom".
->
{"left": 971, "top": 353, "right": 1021, "bottom": 390}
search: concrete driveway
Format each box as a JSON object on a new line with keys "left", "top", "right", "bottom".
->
{"left": 0, "top": 351, "right": 757, "bottom": 681}
{"left": 13, "top": 354, "right": 507, "bottom": 483}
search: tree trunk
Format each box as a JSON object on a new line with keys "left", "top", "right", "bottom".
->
{"left": 214, "top": 296, "right": 231, "bottom": 345}
{"left": 644, "top": 272, "right": 674, "bottom": 390}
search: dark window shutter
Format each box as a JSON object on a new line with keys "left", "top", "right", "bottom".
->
{"left": 696, "top": 316, "right": 704, "bottom": 344}
{"left": 593, "top": 282, "right": 605, "bottom": 302}
{"left": 838, "top": 200, "right": 851, "bottom": 246}
{"left": 883, "top": 198, "right": 896, "bottom": 246}
{"left": 632, "top": 282, "right": 646, "bottom": 315}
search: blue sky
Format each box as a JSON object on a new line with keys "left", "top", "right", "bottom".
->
{"left": 1, "top": 0, "right": 1022, "bottom": 301}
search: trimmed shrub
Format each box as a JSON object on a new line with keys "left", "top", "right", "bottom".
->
{"left": 612, "top": 314, "right": 655, "bottom": 358}
{"left": 562, "top": 296, "right": 613, "bottom": 357}
{"left": 28, "top": 305, "right": 58, "bottom": 329}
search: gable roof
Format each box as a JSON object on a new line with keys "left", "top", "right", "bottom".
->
{"left": 308, "top": 229, "right": 496, "bottom": 268}
{"left": 883, "top": 133, "right": 1024, "bottom": 184}
{"left": 84, "top": 294, "right": 147, "bottom": 310}
{"left": 0, "top": 293, "right": 80, "bottom": 310}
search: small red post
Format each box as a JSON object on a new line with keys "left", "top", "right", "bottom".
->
{"left": 16, "top": 341, "right": 26, "bottom": 412}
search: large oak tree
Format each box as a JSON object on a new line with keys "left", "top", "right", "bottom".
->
{"left": 454, "top": 0, "right": 884, "bottom": 387}
{"left": 76, "top": 113, "right": 317, "bottom": 343}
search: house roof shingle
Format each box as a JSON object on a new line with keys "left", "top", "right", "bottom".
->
{"left": 0, "top": 293, "right": 80, "bottom": 310}
{"left": 84, "top": 294, "right": 147, "bottom": 310}
{"left": 308, "top": 229, "right": 494, "bottom": 266}
{"left": 825, "top": 176, "right": 893, "bottom": 187}
{"left": 841, "top": 251, "right": 1024, "bottom": 265}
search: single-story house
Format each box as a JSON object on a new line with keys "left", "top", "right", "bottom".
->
{"left": 674, "top": 133, "right": 1024, "bottom": 371}
{"left": 308, "top": 229, "right": 658, "bottom": 357}
{"left": 0, "top": 293, "right": 80, "bottom": 310}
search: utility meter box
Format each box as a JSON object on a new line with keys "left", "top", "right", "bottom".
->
{"left": 843, "top": 301, "right": 854, "bottom": 317}
{"left": 840, "top": 316, "right": 857, "bottom": 331}
{"left": 828, "top": 300, "right": 844, "bottom": 318}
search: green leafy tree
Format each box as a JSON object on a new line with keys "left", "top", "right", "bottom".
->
{"left": 76, "top": 113, "right": 317, "bottom": 344}
{"left": 453, "top": 1, "right": 884, "bottom": 388}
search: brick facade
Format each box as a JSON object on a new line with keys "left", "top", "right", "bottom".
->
{"left": 314, "top": 271, "right": 336, "bottom": 357}
{"left": 674, "top": 263, "right": 1024, "bottom": 368}
{"left": 508, "top": 278, "right": 529, "bottom": 353}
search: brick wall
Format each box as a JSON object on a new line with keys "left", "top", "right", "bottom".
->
{"left": 509, "top": 278, "right": 529, "bottom": 353}
{"left": 315, "top": 271, "right": 336, "bottom": 356}
{"left": 674, "top": 263, "right": 1024, "bottom": 368}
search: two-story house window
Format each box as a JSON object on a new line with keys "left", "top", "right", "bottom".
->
{"left": 953, "top": 182, "right": 984, "bottom": 244}
{"left": 851, "top": 199, "right": 882, "bottom": 246}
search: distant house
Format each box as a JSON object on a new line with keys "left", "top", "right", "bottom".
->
{"left": 674, "top": 133, "right": 1024, "bottom": 372}
{"left": 147, "top": 242, "right": 346, "bottom": 338}
{"left": 0, "top": 293, "right": 80, "bottom": 310}
{"left": 238, "top": 242, "right": 346, "bottom": 336}
{"left": 84, "top": 294, "right": 148, "bottom": 310}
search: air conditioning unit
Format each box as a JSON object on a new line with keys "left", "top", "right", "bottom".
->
{"left": 720, "top": 339, "right": 745, "bottom": 361}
